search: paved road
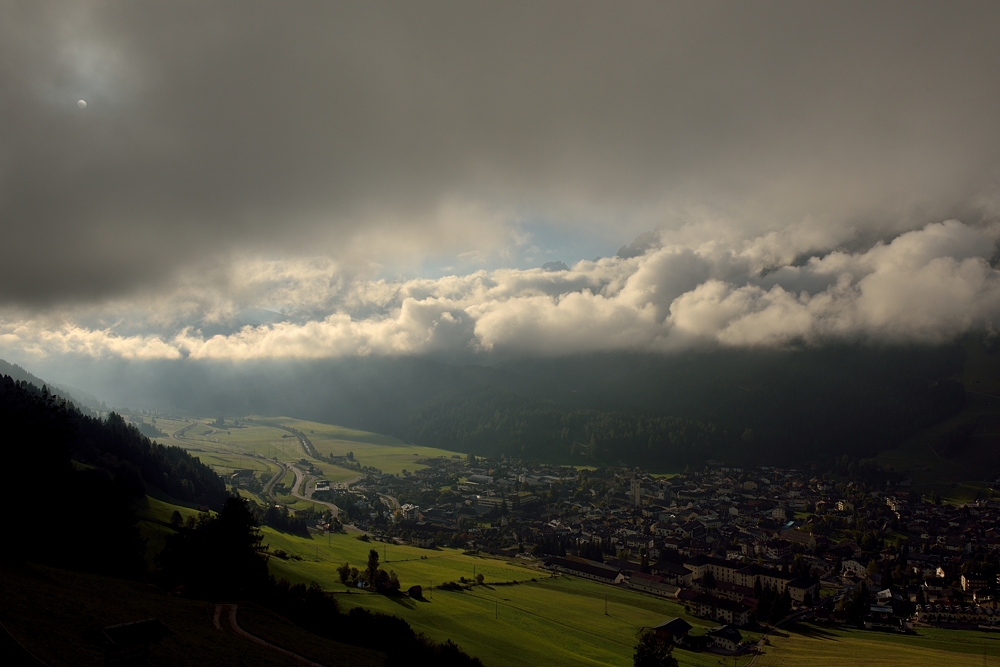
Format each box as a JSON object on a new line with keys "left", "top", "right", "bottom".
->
{"left": 171, "top": 421, "right": 196, "bottom": 444}
{"left": 262, "top": 459, "right": 287, "bottom": 501}
{"left": 287, "top": 463, "right": 342, "bottom": 519}
{"left": 215, "top": 604, "right": 327, "bottom": 667}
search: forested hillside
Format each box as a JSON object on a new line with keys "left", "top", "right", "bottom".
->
{"left": 48, "top": 341, "right": 973, "bottom": 468}
{"left": 405, "top": 388, "right": 729, "bottom": 465}
{"left": 0, "top": 358, "right": 103, "bottom": 413}
{"left": 403, "top": 345, "right": 968, "bottom": 466}
{"left": 0, "top": 375, "right": 226, "bottom": 512}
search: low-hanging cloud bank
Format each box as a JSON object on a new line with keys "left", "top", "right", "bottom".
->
{"left": 2, "top": 220, "right": 998, "bottom": 362}
{"left": 4, "top": 2, "right": 1000, "bottom": 306}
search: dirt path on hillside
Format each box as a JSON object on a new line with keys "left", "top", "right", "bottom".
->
{"left": 215, "top": 604, "right": 327, "bottom": 667}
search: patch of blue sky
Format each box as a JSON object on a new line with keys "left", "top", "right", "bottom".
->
{"left": 377, "top": 218, "right": 628, "bottom": 282}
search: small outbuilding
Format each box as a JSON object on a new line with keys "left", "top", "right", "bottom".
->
{"left": 653, "top": 617, "right": 692, "bottom": 644}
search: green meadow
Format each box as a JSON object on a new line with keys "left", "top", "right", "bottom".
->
{"left": 754, "top": 622, "right": 1000, "bottom": 667}
{"left": 261, "top": 417, "right": 465, "bottom": 475}
{"left": 254, "top": 525, "right": 764, "bottom": 667}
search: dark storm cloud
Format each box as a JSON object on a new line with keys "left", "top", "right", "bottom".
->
{"left": 3, "top": 1, "right": 1000, "bottom": 306}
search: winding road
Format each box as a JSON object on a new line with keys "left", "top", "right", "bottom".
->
{"left": 171, "top": 419, "right": 347, "bottom": 519}
{"left": 285, "top": 462, "right": 343, "bottom": 519}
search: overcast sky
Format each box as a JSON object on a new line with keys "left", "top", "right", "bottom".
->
{"left": 2, "top": 1, "right": 1000, "bottom": 364}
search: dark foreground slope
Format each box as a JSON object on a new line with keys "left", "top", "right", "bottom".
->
{"left": 0, "top": 375, "right": 484, "bottom": 667}
{"left": 0, "top": 561, "right": 384, "bottom": 667}
{"left": 0, "top": 374, "right": 227, "bottom": 577}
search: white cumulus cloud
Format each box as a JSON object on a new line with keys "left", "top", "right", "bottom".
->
{"left": 1, "top": 220, "right": 998, "bottom": 362}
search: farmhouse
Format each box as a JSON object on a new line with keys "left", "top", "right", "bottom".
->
{"left": 652, "top": 617, "right": 692, "bottom": 644}
{"left": 706, "top": 624, "right": 743, "bottom": 652}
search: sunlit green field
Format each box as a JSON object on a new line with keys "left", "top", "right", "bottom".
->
{"left": 262, "top": 417, "right": 465, "bottom": 474}
{"left": 754, "top": 622, "right": 1000, "bottom": 667}
{"left": 308, "top": 460, "right": 360, "bottom": 484}
{"left": 145, "top": 417, "right": 190, "bottom": 438}
{"left": 156, "top": 415, "right": 462, "bottom": 481}
{"left": 260, "top": 527, "right": 739, "bottom": 667}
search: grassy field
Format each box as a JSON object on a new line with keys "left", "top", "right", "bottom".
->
{"left": 261, "top": 417, "right": 465, "bottom": 475}
{"left": 253, "top": 523, "right": 776, "bottom": 667}
{"left": 755, "top": 622, "right": 1000, "bottom": 667}
{"left": 273, "top": 494, "right": 330, "bottom": 513}
{"left": 308, "top": 460, "right": 360, "bottom": 484}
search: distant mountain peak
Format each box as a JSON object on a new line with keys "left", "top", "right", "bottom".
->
{"left": 541, "top": 261, "right": 569, "bottom": 272}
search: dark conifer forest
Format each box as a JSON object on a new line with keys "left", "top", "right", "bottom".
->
{"left": 61, "top": 344, "right": 970, "bottom": 469}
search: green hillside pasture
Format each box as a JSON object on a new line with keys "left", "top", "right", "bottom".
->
{"left": 196, "top": 451, "right": 281, "bottom": 476}
{"left": 262, "top": 527, "right": 536, "bottom": 587}
{"left": 0, "top": 561, "right": 354, "bottom": 667}
{"left": 755, "top": 622, "right": 1000, "bottom": 667}
{"left": 147, "top": 417, "right": 189, "bottom": 438}
{"left": 186, "top": 421, "right": 219, "bottom": 440}
{"left": 136, "top": 496, "right": 210, "bottom": 561}
{"left": 315, "top": 441, "right": 456, "bottom": 475}
{"left": 274, "top": 494, "right": 331, "bottom": 513}
{"left": 266, "top": 417, "right": 463, "bottom": 475}
{"left": 169, "top": 421, "right": 302, "bottom": 461}
{"left": 266, "top": 418, "right": 407, "bottom": 446}
{"left": 139, "top": 495, "right": 207, "bottom": 525}
{"left": 208, "top": 423, "right": 309, "bottom": 459}
{"left": 309, "top": 460, "right": 359, "bottom": 485}
{"left": 338, "top": 582, "right": 642, "bottom": 667}
{"left": 259, "top": 527, "right": 748, "bottom": 667}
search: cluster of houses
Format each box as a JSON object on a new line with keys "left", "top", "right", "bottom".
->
{"left": 321, "top": 455, "right": 1000, "bottom": 637}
